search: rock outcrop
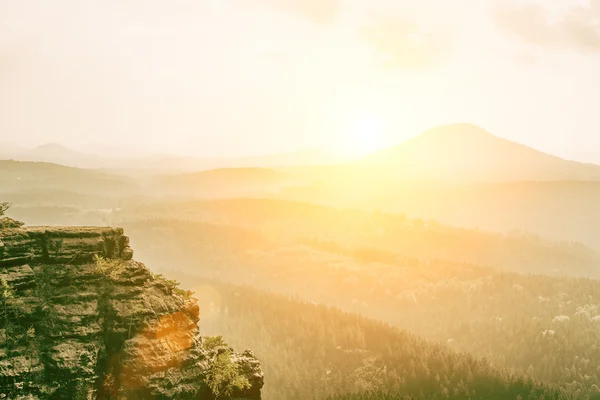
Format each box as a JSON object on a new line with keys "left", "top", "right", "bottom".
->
{"left": 0, "top": 226, "right": 263, "bottom": 399}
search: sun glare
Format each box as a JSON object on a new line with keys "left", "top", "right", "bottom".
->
{"left": 327, "top": 88, "right": 393, "bottom": 159}
{"left": 339, "top": 114, "right": 386, "bottom": 157}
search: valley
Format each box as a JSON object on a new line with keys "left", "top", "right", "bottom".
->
{"left": 3, "top": 123, "right": 600, "bottom": 399}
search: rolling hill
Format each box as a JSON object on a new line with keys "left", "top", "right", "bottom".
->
{"left": 359, "top": 123, "right": 600, "bottom": 182}
{"left": 116, "top": 213, "right": 600, "bottom": 398}
{"left": 265, "top": 125, "right": 600, "bottom": 249}
{"left": 0, "top": 160, "right": 138, "bottom": 197}
{"left": 5, "top": 143, "right": 344, "bottom": 172}
{"left": 155, "top": 168, "right": 304, "bottom": 197}
{"left": 277, "top": 180, "right": 600, "bottom": 251}
{"left": 117, "top": 197, "right": 600, "bottom": 277}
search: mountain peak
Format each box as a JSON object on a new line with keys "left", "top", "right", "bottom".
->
{"left": 418, "top": 123, "right": 500, "bottom": 143}
{"left": 32, "top": 142, "right": 76, "bottom": 153}
{"left": 359, "top": 123, "right": 600, "bottom": 182}
{"left": 34, "top": 142, "right": 68, "bottom": 149}
{"left": 30, "top": 143, "right": 84, "bottom": 158}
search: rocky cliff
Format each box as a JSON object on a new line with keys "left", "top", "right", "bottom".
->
{"left": 0, "top": 226, "right": 263, "bottom": 399}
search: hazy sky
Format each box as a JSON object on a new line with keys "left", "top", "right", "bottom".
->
{"left": 1, "top": 0, "right": 600, "bottom": 158}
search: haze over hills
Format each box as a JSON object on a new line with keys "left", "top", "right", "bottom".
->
{"left": 4, "top": 124, "right": 600, "bottom": 184}
{"left": 5, "top": 124, "right": 600, "bottom": 181}
{"left": 1, "top": 143, "right": 346, "bottom": 172}
{"left": 5, "top": 125, "right": 600, "bottom": 399}
{"left": 156, "top": 168, "right": 301, "bottom": 197}
{"left": 0, "top": 160, "right": 139, "bottom": 197}
{"left": 5, "top": 123, "right": 600, "bottom": 250}
{"left": 147, "top": 123, "right": 600, "bottom": 197}
{"left": 359, "top": 123, "right": 600, "bottom": 182}
{"left": 6, "top": 0, "right": 600, "bottom": 397}
{"left": 561, "top": 150, "right": 600, "bottom": 165}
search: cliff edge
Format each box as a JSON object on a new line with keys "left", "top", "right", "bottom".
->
{"left": 0, "top": 226, "right": 263, "bottom": 399}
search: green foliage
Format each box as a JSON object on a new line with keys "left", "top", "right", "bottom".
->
{"left": 174, "top": 287, "right": 194, "bottom": 300}
{"left": 198, "top": 281, "right": 570, "bottom": 400}
{"left": 0, "top": 277, "right": 15, "bottom": 324}
{"left": 93, "top": 254, "right": 126, "bottom": 279}
{"left": 0, "top": 202, "right": 25, "bottom": 229}
{"left": 17, "top": 197, "right": 600, "bottom": 399}
{"left": 152, "top": 273, "right": 176, "bottom": 287}
{"left": 203, "top": 335, "right": 227, "bottom": 351}
{"left": 0, "top": 277, "right": 14, "bottom": 302}
{"left": 151, "top": 273, "right": 179, "bottom": 288}
{"left": 164, "top": 278, "right": 180, "bottom": 288}
{"left": 0, "top": 277, "right": 15, "bottom": 330}
{"left": 127, "top": 213, "right": 600, "bottom": 398}
{"left": 591, "top": 385, "right": 600, "bottom": 400}
{"left": 0, "top": 202, "right": 10, "bottom": 216}
{"left": 205, "top": 342, "right": 251, "bottom": 399}
{"left": 0, "top": 217, "right": 25, "bottom": 229}
{"left": 69, "top": 379, "right": 90, "bottom": 400}
{"left": 150, "top": 272, "right": 193, "bottom": 299}
{"left": 0, "top": 277, "right": 27, "bottom": 350}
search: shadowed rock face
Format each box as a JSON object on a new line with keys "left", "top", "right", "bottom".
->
{"left": 0, "top": 226, "right": 263, "bottom": 400}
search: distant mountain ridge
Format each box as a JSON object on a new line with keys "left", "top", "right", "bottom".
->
{"left": 0, "top": 160, "right": 139, "bottom": 197}
{"left": 5, "top": 125, "right": 600, "bottom": 181}
{"left": 2, "top": 144, "right": 345, "bottom": 171}
{"left": 156, "top": 167, "right": 299, "bottom": 197}
{"left": 359, "top": 123, "right": 600, "bottom": 182}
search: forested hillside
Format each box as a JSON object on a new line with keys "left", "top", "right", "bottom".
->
{"left": 116, "top": 198, "right": 600, "bottom": 278}
{"left": 5, "top": 198, "right": 600, "bottom": 399}
{"left": 7, "top": 0, "right": 600, "bottom": 397}
{"left": 121, "top": 215, "right": 600, "bottom": 398}
{"left": 277, "top": 180, "right": 600, "bottom": 252}
{"left": 194, "top": 280, "right": 572, "bottom": 400}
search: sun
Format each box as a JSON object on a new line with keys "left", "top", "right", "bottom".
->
{"left": 326, "top": 88, "right": 392, "bottom": 159}
{"left": 339, "top": 114, "right": 386, "bottom": 158}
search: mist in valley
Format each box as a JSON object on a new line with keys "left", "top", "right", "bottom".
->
{"left": 3, "top": 0, "right": 600, "bottom": 399}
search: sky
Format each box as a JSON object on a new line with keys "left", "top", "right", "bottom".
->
{"left": 1, "top": 0, "right": 600, "bottom": 159}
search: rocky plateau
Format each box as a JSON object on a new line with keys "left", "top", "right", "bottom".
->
{"left": 0, "top": 225, "right": 263, "bottom": 399}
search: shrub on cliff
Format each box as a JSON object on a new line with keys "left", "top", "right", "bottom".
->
{"left": 93, "top": 254, "right": 126, "bottom": 279}
{"left": 0, "top": 217, "right": 25, "bottom": 229}
{"left": 0, "top": 202, "right": 25, "bottom": 229}
{"left": 204, "top": 336, "right": 252, "bottom": 399}
{"left": 0, "top": 202, "right": 9, "bottom": 216}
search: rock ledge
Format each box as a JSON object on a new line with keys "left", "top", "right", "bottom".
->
{"left": 0, "top": 226, "right": 263, "bottom": 400}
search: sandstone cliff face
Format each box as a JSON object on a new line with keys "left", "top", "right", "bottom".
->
{"left": 0, "top": 226, "right": 263, "bottom": 399}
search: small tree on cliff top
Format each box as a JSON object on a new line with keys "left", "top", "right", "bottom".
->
{"left": 0, "top": 202, "right": 24, "bottom": 229}
{"left": 0, "top": 202, "right": 10, "bottom": 216}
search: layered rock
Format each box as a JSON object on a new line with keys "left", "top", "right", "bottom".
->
{"left": 0, "top": 226, "right": 263, "bottom": 400}
{"left": 0, "top": 227, "right": 133, "bottom": 266}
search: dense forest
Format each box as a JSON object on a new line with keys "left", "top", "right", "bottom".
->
{"left": 116, "top": 210, "right": 600, "bottom": 399}
{"left": 6, "top": 2, "right": 600, "bottom": 397}
{"left": 194, "top": 280, "right": 574, "bottom": 400}
{"left": 5, "top": 198, "right": 600, "bottom": 399}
